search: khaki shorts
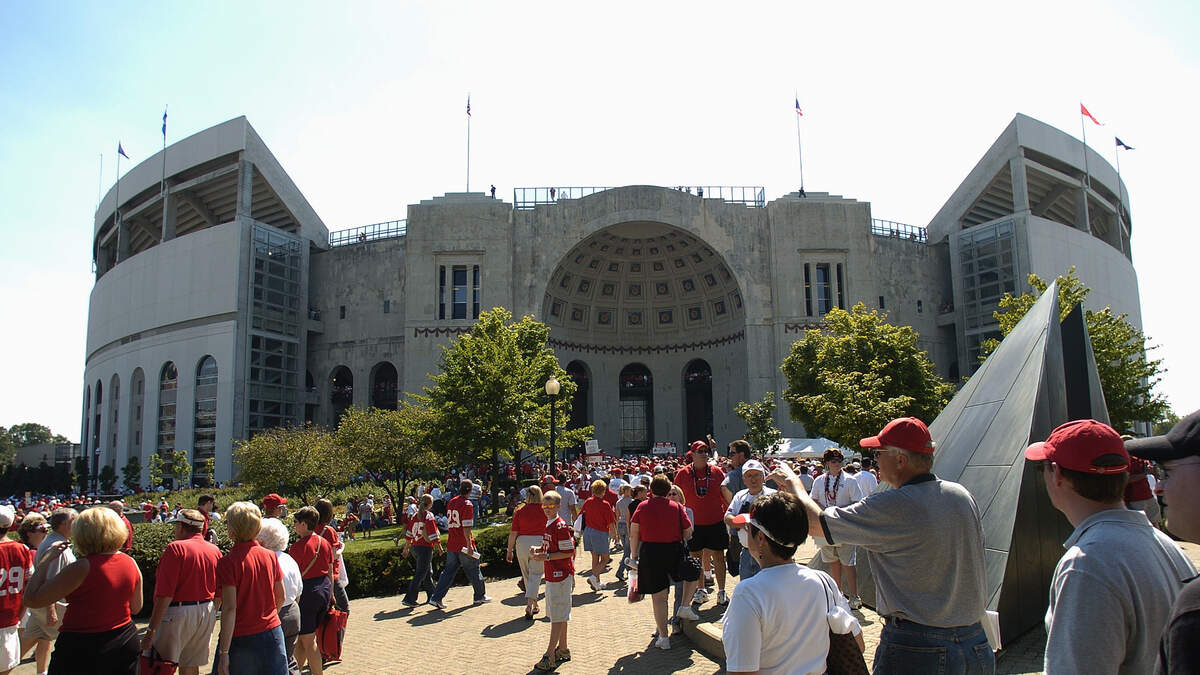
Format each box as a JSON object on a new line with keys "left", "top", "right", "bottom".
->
{"left": 815, "top": 537, "right": 857, "bottom": 565}
{"left": 545, "top": 577, "right": 574, "bottom": 623}
{"left": 153, "top": 602, "right": 217, "bottom": 667}
{"left": 0, "top": 625, "right": 18, "bottom": 671}
{"left": 24, "top": 605, "right": 62, "bottom": 641}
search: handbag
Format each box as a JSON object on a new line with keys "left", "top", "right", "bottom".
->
{"left": 819, "top": 574, "right": 868, "bottom": 675}
{"left": 318, "top": 605, "right": 348, "bottom": 663}
{"left": 674, "top": 505, "right": 702, "bottom": 582}
{"left": 138, "top": 647, "right": 178, "bottom": 675}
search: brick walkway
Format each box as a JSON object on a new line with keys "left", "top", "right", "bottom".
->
{"left": 12, "top": 540, "right": 1199, "bottom": 674}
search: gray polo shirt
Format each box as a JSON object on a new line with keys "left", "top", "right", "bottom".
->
{"left": 1044, "top": 508, "right": 1195, "bottom": 675}
{"left": 35, "top": 531, "right": 75, "bottom": 613}
{"left": 821, "top": 473, "right": 987, "bottom": 628}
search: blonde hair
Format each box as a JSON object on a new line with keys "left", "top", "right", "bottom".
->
{"left": 591, "top": 479, "right": 606, "bottom": 497}
{"left": 224, "top": 501, "right": 263, "bottom": 543}
{"left": 667, "top": 485, "right": 686, "bottom": 505}
{"left": 73, "top": 506, "right": 127, "bottom": 556}
{"left": 543, "top": 490, "right": 562, "bottom": 506}
{"left": 525, "top": 485, "right": 543, "bottom": 505}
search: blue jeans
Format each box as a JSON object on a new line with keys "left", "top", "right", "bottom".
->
{"left": 739, "top": 547, "right": 761, "bottom": 579}
{"left": 404, "top": 545, "right": 436, "bottom": 604}
{"left": 228, "top": 625, "right": 288, "bottom": 675}
{"left": 874, "top": 619, "right": 994, "bottom": 675}
{"left": 431, "top": 550, "right": 487, "bottom": 602}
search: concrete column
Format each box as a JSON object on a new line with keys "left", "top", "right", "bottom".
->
{"left": 161, "top": 191, "right": 177, "bottom": 242}
{"left": 236, "top": 160, "right": 254, "bottom": 219}
{"left": 1009, "top": 158, "right": 1030, "bottom": 213}
{"left": 1074, "top": 187, "right": 1091, "bottom": 234}
{"left": 116, "top": 218, "right": 131, "bottom": 262}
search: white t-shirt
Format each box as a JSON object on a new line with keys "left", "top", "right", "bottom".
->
{"left": 810, "top": 471, "right": 863, "bottom": 509}
{"left": 853, "top": 470, "right": 878, "bottom": 496}
{"left": 608, "top": 477, "right": 628, "bottom": 493}
{"left": 722, "top": 564, "right": 860, "bottom": 674}
{"left": 725, "top": 486, "right": 779, "bottom": 545}
{"left": 557, "top": 486, "right": 578, "bottom": 522}
{"left": 274, "top": 550, "right": 303, "bottom": 605}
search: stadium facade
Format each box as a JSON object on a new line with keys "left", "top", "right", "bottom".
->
{"left": 82, "top": 114, "right": 1140, "bottom": 485}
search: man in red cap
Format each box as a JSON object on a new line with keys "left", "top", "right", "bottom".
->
{"left": 262, "top": 493, "right": 287, "bottom": 519}
{"left": 675, "top": 438, "right": 730, "bottom": 606}
{"left": 773, "top": 417, "right": 991, "bottom": 674}
{"left": 1027, "top": 419, "right": 1194, "bottom": 675}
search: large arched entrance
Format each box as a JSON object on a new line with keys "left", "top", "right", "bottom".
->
{"left": 542, "top": 220, "right": 747, "bottom": 455}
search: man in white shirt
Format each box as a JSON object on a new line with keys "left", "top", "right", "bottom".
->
{"left": 810, "top": 449, "right": 865, "bottom": 608}
{"left": 849, "top": 461, "right": 878, "bottom": 496}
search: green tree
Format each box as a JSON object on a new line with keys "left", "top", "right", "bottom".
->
{"left": 99, "top": 464, "right": 118, "bottom": 493}
{"left": 417, "top": 308, "right": 593, "bottom": 513}
{"left": 148, "top": 453, "right": 165, "bottom": 490}
{"left": 335, "top": 403, "right": 445, "bottom": 508}
{"left": 122, "top": 456, "right": 142, "bottom": 492}
{"left": 734, "top": 391, "right": 784, "bottom": 455}
{"left": 980, "top": 267, "right": 1168, "bottom": 433}
{"left": 170, "top": 450, "right": 190, "bottom": 488}
{"left": 5, "top": 423, "right": 54, "bottom": 447}
{"left": 1153, "top": 410, "right": 1181, "bottom": 436}
{"left": 200, "top": 458, "right": 215, "bottom": 487}
{"left": 73, "top": 457, "right": 89, "bottom": 494}
{"left": 0, "top": 428, "right": 14, "bottom": 467}
{"left": 782, "top": 303, "right": 954, "bottom": 452}
{"left": 233, "top": 424, "right": 354, "bottom": 505}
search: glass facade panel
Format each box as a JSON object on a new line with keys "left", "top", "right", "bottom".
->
{"left": 958, "top": 219, "right": 1017, "bottom": 368}
{"left": 193, "top": 357, "right": 218, "bottom": 475}
{"left": 157, "top": 363, "right": 177, "bottom": 455}
{"left": 815, "top": 264, "right": 833, "bottom": 315}
{"left": 248, "top": 226, "right": 301, "bottom": 434}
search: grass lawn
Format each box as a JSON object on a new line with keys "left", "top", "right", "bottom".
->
{"left": 341, "top": 523, "right": 500, "bottom": 555}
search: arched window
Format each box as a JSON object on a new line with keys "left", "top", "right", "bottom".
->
{"left": 330, "top": 366, "right": 354, "bottom": 424}
{"left": 619, "top": 364, "right": 654, "bottom": 456}
{"left": 93, "top": 380, "right": 103, "bottom": 458}
{"left": 304, "top": 370, "right": 317, "bottom": 425}
{"left": 683, "top": 359, "right": 714, "bottom": 445}
{"left": 157, "top": 362, "right": 177, "bottom": 460}
{"left": 109, "top": 374, "right": 120, "bottom": 461}
{"left": 193, "top": 357, "right": 218, "bottom": 485}
{"left": 82, "top": 386, "right": 91, "bottom": 459}
{"left": 128, "top": 368, "right": 145, "bottom": 461}
{"left": 370, "top": 362, "right": 398, "bottom": 410}
{"left": 566, "top": 361, "right": 590, "bottom": 431}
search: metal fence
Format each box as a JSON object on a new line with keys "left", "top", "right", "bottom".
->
{"left": 328, "top": 219, "right": 407, "bottom": 247}
{"left": 513, "top": 185, "right": 766, "bottom": 210}
{"left": 871, "top": 218, "right": 928, "bottom": 243}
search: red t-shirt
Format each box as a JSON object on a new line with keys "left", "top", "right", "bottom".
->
{"left": 512, "top": 503, "right": 547, "bottom": 537}
{"left": 602, "top": 489, "right": 619, "bottom": 509}
{"left": 62, "top": 553, "right": 139, "bottom": 633}
{"left": 632, "top": 497, "right": 692, "bottom": 543}
{"left": 405, "top": 511, "right": 440, "bottom": 548}
{"left": 288, "top": 533, "right": 332, "bottom": 579}
{"left": 674, "top": 463, "right": 728, "bottom": 526}
{"left": 216, "top": 541, "right": 282, "bottom": 638}
{"left": 0, "top": 541, "right": 32, "bottom": 628}
{"left": 542, "top": 516, "right": 575, "bottom": 582}
{"left": 120, "top": 513, "right": 134, "bottom": 554}
{"left": 317, "top": 525, "right": 341, "bottom": 580}
{"left": 154, "top": 533, "right": 221, "bottom": 602}
{"left": 580, "top": 497, "right": 615, "bottom": 533}
{"left": 1124, "top": 457, "right": 1154, "bottom": 502}
{"left": 446, "top": 495, "right": 475, "bottom": 552}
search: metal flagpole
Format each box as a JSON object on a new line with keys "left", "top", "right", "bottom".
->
{"left": 795, "top": 95, "right": 805, "bottom": 195}
{"left": 1114, "top": 140, "right": 1127, "bottom": 248}
{"left": 161, "top": 106, "right": 168, "bottom": 198}
{"left": 114, "top": 145, "right": 122, "bottom": 262}
{"left": 97, "top": 154, "right": 103, "bottom": 212}
{"left": 1078, "top": 108, "right": 1091, "bottom": 233}
{"left": 466, "top": 95, "right": 471, "bottom": 192}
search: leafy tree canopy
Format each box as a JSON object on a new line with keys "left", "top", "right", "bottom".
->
{"left": 782, "top": 303, "right": 954, "bottom": 452}
{"left": 5, "top": 423, "right": 68, "bottom": 448}
{"left": 233, "top": 425, "right": 354, "bottom": 505}
{"left": 980, "top": 267, "right": 1168, "bottom": 433}
{"left": 734, "top": 391, "right": 784, "bottom": 456}
{"left": 335, "top": 403, "right": 445, "bottom": 507}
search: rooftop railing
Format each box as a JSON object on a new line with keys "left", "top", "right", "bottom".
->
{"left": 329, "top": 219, "right": 407, "bottom": 247}
{"left": 513, "top": 185, "right": 766, "bottom": 210}
{"left": 871, "top": 218, "right": 928, "bottom": 243}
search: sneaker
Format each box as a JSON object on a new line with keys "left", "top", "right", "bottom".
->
{"left": 717, "top": 590, "right": 730, "bottom": 606}
{"left": 676, "top": 606, "right": 701, "bottom": 621}
{"left": 428, "top": 599, "right": 446, "bottom": 610}
{"left": 668, "top": 616, "right": 681, "bottom": 630}
{"left": 654, "top": 635, "right": 671, "bottom": 650}
{"left": 587, "top": 575, "right": 603, "bottom": 591}
{"left": 692, "top": 589, "right": 708, "bottom": 605}
{"left": 401, "top": 599, "right": 419, "bottom": 608}
{"left": 473, "top": 595, "right": 493, "bottom": 605}
{"left": 848, "top": 595, "right": 863, "bottom": 610}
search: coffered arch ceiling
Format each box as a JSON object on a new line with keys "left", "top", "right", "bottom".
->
{"left": 542, "top": 221, "right": 745, "bottom": 343}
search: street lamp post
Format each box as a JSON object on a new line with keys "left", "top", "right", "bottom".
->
{"left": 545, "top": 375, "right": 560, "bottom": 465}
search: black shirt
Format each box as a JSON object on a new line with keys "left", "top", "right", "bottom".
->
{"left": 1158, "top": 575, "right": 1200, "bottom": 674}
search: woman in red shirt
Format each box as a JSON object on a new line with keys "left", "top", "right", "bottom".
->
{"left": 400, "top": 494, "right": 444, "bottom": 607}
{"left": 580, "top": 480, "right": 617, "bottom": 592}
{"left": 505, "top": 485, "right": 546, "bottom": 620}
{"left": 25, "top": 505, "right": 144, "bottom": 675}
{"left": 288, "top": 506, "right": 333, "bottom": 675}
{"left": 215, "top": 502, "right": 287, "bottom": 675}
{"left": 629, "top": 474, "right": 699, "bottom": 651}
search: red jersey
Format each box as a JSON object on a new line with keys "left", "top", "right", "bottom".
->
{"left": 405, "top": 511, "right": 440, "bottom": 547}
{"left": 631, "top": 497, "right": 692, "bottom": 543}
{"left": 216, "top": 541, "right": 282, "bottom": 638}
{"left": 580, "top": 496, "right": 615, "bottom": 533}
{"left": 445, "top": 495, "right": 475, "bottom": 552}
{"left": 62, "top": 553, "right": 139, "bottom": 633}
{"left": 120, "top": 513, "right": 133, "bottom": 554}
{"left": 154, "top": 533, "right": 221, "bottom": 602}
{"left": 602, "top": 489, "right": 618, "bottom": 509}
{"left": 317, "top": 524, "right": 341, "bottom": 580}
{"left": 1124, "top": 457, "right": 1155, "bottom": 502}
{"left": 511, "top": 503, "right": 546, "bottom": 537}
{"left": 0, "top": 541, "right": 33, "bottom": 628}
{"left": 542, "top": 516, "right": 575, "bottom": 583}
{"left": 674, "top": 463, "right": 728, "bottom": 526}
{"left": 288, "top": 534, "right": 332, "bottom": 579}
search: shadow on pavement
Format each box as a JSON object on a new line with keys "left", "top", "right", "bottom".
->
{"left": 606, "top": 642, "right": 705, "bottom": 674}
{"left": 372, "top": 607, "right": 415, "bottom": 622}
{"left": 481, "top": 615, "right": 538, "bottom": 638}
{"left": 407, "top": 605, "right": 471, "bottom": 626}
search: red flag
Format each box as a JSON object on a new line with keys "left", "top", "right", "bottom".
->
{"left": 1080, "top": 103, "right": 1101, "bottom": 126}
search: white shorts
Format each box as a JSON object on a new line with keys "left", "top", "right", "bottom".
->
{"left": 815, "top": 537, "right": 857, "bottom": 565}
{"left": 545, "top": 577, "right": 574, "bottom": 623}
{"left": 0, "top": 624, "right": 19, "bottom": 671}
{"left": 153, "top": 602, "right": 217, "bottom": 667}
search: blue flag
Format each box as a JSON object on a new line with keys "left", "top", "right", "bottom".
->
{"left": 162, "top": 106, "right": 168, "bottom": 138}
{"left": 117, "top": 142, "right": 129, "bottom": 159}
{"left": 1115, "top": 137, "right": 1134, "bottom": 150}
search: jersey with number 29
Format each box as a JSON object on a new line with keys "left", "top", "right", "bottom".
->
{"left": 446, "top": 495, "right": 474, "bottom": 551}
{"left": 0, "top": 540, "right": 34, "bottom": 627}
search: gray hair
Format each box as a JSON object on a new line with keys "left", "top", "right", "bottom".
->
{"left": 256, "top": 517, "right": 289, "bottom": 552}
{"left": 49, "top": 508, "right": 77, "bottom": 532}
{"left": 894, "top": 446, "right": 935, "bottom": 472}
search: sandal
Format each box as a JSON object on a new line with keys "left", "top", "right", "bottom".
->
{"left": 534, "top": 655, "right": 556, "bottom": 671}
{"left": 524, "top": 608, "right": 534, "bottom": 620}
{"left": 555, "top": 648, "right": 571, "bottom": 662}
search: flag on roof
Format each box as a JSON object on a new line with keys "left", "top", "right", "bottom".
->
{"left": 466, "top": 95, "right": 471, "bottom": 117}
{"left": 1115, "top": 137, "right": 1134, "bottom": 150}
{"left": 795, "top": 97, "right": 803, "bottom": 116}
{"left": 1080, "top": 103, "right": 1102, "bottom": 125}
{"left": 117, "top": 142, "right": 129, "bottom": 159}
{"left": 162, "top": 106, "right": 168, "bottom": 137}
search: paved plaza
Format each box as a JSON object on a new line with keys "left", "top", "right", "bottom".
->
{"left": 12, "top": 539, "right": 1198, "bottom": 674}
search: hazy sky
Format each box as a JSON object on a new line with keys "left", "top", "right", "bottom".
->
{"left": 2, "top": 1, "right": 1197, "bottom": 441}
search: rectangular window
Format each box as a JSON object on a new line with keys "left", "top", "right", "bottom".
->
{"left": 836, "top": 264, "right": 845, "bottom": 309}
{"left": 879, "top": 295, "right": 886, "bottom": 309}
{"left": 917, "top": 300, "right": 924, "bottom": 313}
{"left": 383, "top": 299, "right": 390, "bottom": 314}
{"left": 452, "top": 266, "right": 468, "bottom": 320}
{"left": 438, "top": 265, "right": 446, "bottom": 320}
{"left": 472, "top": 265, "right": 480, "bottom": 319}
{"left": 134, "top": 430, "right": 140, "bottom": 445}
{"left": 815, "top": 264, "right": 832, "bottom": 315}
{"left": 804, "top": 264, "right": 812, "bottom": 316}
{"left": 339, "top": 305, "right": 346, "bottom": 320}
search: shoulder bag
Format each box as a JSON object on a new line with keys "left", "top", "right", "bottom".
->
{"left": 674, "top": 503, "right": 702, "bottom": 582}
{"left": 819, "top": 572, "right": 868, "bottom": 675}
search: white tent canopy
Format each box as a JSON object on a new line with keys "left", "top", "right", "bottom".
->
{"left": 763, "top": 437, "right": 860, "bottom": 460}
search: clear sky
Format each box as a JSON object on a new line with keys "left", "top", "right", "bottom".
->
{"left": 2, "top": 0, "right": 1197, "bottom": 441}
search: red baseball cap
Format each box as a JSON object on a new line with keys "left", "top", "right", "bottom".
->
{"left": 689, "top": 440, "right": 710, "bottom": 453}
{"left": 261, "top": 493, "right": 287, "bottom": 511}
{"left": 860, "top": 417, "right": 935, "bottom": 454}
{"left": 1025, "top": 419, "right": 1128, "bottom": 474}
{"left": 540, "top": 474, "right": 559, "bottom": 485}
